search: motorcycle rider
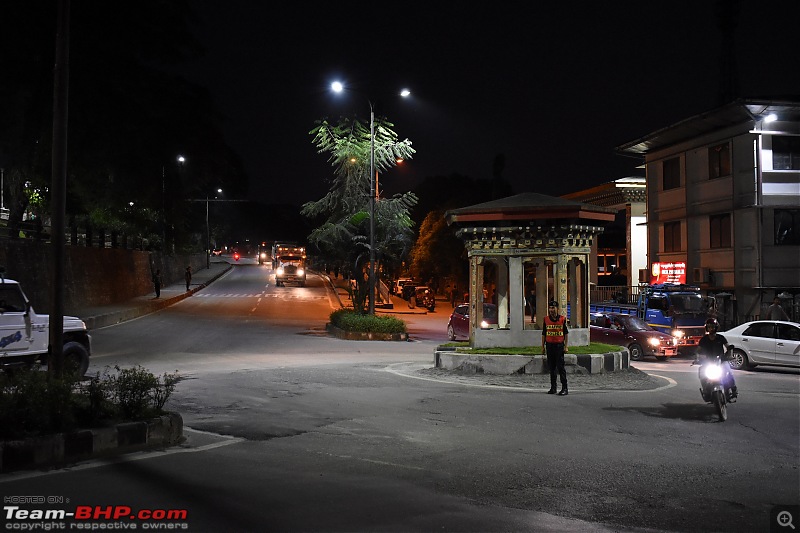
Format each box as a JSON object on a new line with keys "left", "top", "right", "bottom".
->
{"left": 697, "top": 318, "right": 738, "bottom": 399}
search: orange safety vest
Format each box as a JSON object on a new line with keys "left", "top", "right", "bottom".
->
{"left": 543, "top": 315, "right": 567, "bottom": 344}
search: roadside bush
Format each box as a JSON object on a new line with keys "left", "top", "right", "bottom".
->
{"left": 0, "top": 365, "right": 180, "bottom": 440}
{"left": 330, "top": 309, "right": 407, "bottom": 334}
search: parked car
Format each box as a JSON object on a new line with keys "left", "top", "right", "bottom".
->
{"left": 392, "top": 278, "right": 414, "bottom": 295}
{"left": 447, "top": 303, "right": 498, "bottom": 341}
{"left": 590, "top": 312, "right": 677, "bottom": 361}
{"left": 409, "top": 286, "right": 435, "bottom": 311}
{"left": 721, "top": 320, "right": 800, "bottom": 370}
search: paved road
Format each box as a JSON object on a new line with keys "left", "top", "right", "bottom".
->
{"left": 2, "top": 262, "right": 797, "bottom": 533}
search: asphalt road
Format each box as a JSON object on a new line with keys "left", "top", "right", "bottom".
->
{"left": 1, "top": 263, "right": 798, "bottom": 533}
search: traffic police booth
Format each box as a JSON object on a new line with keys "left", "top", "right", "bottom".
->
{"left": 445, "top": 193, "right": 616, "bottom": 349}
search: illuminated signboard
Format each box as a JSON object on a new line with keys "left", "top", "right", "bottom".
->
{"left": 650, "top": 262, "right": 686, "bottom": 284}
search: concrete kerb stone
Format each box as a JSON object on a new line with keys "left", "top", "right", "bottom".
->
{"left": 434, "top": 350, "right": 630, "bottom": 375}
{"left": 0, "top": 412, "right": 184, "bottom": 473}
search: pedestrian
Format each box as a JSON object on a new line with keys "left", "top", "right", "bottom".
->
{"left": 526, "top": 289, "right": 536, "bottom": 323}
{"left": 185, "top": 266, "right": 192, "bottom": 291}
{"left": 451, "top": 284, "right": 458, "bottom": 308}
{"left": 152, "top": 269, "right": 162, "bottom": 299}
{"left": 542, "top": 299, "right": 569, "bottom": 395}
{"left": 766, "top": 297, "right": 789, "bottom": 320}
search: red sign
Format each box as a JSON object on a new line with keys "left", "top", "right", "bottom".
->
{"left": 650, "top": 262, "right": 686, "bottom": 284}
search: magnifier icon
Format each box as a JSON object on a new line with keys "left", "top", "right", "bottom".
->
{"left": 778, "top": 510, "right": 795, "bottom": 529}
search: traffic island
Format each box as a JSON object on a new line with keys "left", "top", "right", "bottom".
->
{"left": 433, "top": 348, "right": 629, "bottom": 375}
{"left": 326, "top": 323, "right": 409, "bottom": 341}
{"left": 0, "top": 412, "right": 184, "bottom": 473}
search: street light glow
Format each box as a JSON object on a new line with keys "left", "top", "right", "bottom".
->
{"left": 177, "top": 155, "right": 185, "bottom": 163}
{"left": 331, "top": 81, "right": 344, "bottom": 93}
{"left": 400, "top": 89, "right": 410, "bottom": 97}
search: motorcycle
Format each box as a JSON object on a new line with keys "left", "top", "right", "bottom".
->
{"left": 693, "top": 347, "right": 737, "bottom": 422}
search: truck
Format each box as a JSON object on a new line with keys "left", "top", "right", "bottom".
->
{"left": 273, "top": 243, "right": 307, "bottom": 287}
{"left": 0, "top": 275, "right": 92, "bottom": 376}
{"left": 590, "top": 283, "right": 708, "bottom": 353}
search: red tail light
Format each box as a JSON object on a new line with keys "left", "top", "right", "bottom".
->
{"left": 233, "top": 252, "right": 240, "bottom": 261}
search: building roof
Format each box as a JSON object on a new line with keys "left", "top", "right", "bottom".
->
{"left": 617, "top": 98, "right": 800, "bottom": 156}
{"left": 445, "top": 192, "right": 617, "bottom": 225}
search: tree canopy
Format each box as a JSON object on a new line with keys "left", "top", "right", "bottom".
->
{"left": 301, "top": 115, "right": 417, "bottom": 311}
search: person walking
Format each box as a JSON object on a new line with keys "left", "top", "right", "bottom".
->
{"left": 766, "top": 297, "right": 789, "bottom": 320}
{"left": 185, "top": 266, "right": 192, "bottom": 292}
{"left": 152, "top": 269, "right": 162, "bottom": 299}
{"left": 542, "top": 299, "right": 569, "bottom": 395}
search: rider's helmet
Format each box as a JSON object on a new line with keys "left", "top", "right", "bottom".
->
{"left": 705, "top": 317, "right": 719, "bottom": 333}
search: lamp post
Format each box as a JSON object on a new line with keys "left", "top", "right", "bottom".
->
{"left": 331, "top": 82, "right": 410, "bottom": 315}
{"left": 162, "top": 155, "right": 185, "bottom": 253}
{"left": 206, "top": 188, "right": 222, "bottom": 269}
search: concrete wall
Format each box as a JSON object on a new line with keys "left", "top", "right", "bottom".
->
{"left": 0, "top": 240, "right": 206, "bottom": 315}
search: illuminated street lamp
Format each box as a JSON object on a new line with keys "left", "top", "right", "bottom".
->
{"left": 331, "top": 82, "right": 410, "bottom": 315}
{"left": 206, "top": 188, "right": 222, "bottom": 269}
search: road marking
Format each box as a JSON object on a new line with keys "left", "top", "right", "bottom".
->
{"left": 0, "top": 427, "right": 244, "bottom": 482}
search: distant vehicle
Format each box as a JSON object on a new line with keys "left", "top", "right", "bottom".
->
{"left": 273, "top": 244, "right": 307, "bottom": 287}
{"left": 233, "top": 252, "right": 240, "bottom": 261}
{"left": 257, "top": 242, "right": 269, "bottom": 265}
{"left": 721, "top": 320, "right": 800, "bottom": 370}
{"left": 211, "top": 249, "right": 223, "bottom": 256}
{"left": 392, "top": 278, "right": 414, "bottom": 295}
{"left": 447, "top": 303, "right": 498, "bottom": 341}
{"left": 409, "top": 286, "right": 435, "bottom": 311}
{"left": 589, "top": 312, "right": 677, "bottom": 361}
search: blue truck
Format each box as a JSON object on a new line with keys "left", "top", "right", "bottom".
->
{"left": 590, "top": 284, "right": 708, "bottom": 353}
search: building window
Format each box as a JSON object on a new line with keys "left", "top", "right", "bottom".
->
{"left": 663, "top": 158, "right": 680, "bottom": 190}
{"left": 664, "top": 221, "right": 681, "bottom": 252}
{"left": 775, "top": 209, "right": 800, "bottom": 245}
{"left": 773, "top": 136, "right": 800, "bottom": 170}
{"left": 710, "top": 213, "right": 732, "bottom": 248}
{"left": 709, "top": 143, "right": 731, "bottom": 179}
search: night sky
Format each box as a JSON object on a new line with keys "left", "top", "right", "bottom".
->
{"left": 179, "top": 1, "right": 800, "bottom": 206}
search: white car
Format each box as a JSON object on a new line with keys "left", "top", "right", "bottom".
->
{"left": 721, "top": 320, "right": 800, "bottom": 370}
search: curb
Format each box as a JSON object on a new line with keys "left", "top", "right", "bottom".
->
{"left": 82, "top": 265, "right": 232, "bottom": 330}
{"left": 326, "top": 323, "right": 409, "bottom": 341}
{"left": 433, "top": 350, "right": 630, "bottom": 375}
{"left": 0, "top": 412, "right": 184, "bottom": 473}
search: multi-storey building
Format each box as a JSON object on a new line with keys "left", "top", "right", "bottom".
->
{"left": 617, "top": 98, "right": 799, "bottom": 327}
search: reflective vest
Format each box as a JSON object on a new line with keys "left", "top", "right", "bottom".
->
{"left": 544, "top": 315, "right": 566, "bottom": 344}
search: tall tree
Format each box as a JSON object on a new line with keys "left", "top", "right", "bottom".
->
{"left": 302, "top": 116, "right": 417, "bottom": 312}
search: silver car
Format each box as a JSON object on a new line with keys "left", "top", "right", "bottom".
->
{"left": 721, "top": 320, "right": 800, "bottom": 370}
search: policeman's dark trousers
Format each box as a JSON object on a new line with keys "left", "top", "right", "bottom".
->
{"left": 546, "top": 343, "right": 568, "bottom": 389}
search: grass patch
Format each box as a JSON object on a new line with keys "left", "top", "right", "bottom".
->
{"left": 330, "top": 309, "right": 407, "bottom": 334}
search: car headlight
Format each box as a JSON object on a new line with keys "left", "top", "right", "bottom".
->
{"left": 648, "top": 337, "right": 660, "bottom": 347}
{"left": 297, "top": 268, "right": 304, "bottom": 276}
{"left": 703, "top": 364, "right": 723, "bottom": 380}
{"left": 672, "top": 329, "right": 685, "bottom": 339}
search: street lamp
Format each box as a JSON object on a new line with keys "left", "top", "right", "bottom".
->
{"left": 331, "top": 82, "right": 410, "bottom": 315}
{"left": 163, "top": 155, "right": 185, "bottom": 253}
{"left": 206, "top": 188, "right": 222, "bottom": 269}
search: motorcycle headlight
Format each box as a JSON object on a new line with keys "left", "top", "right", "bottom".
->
{"left": 672, "top": 330, "right": 685, "bottom": 339}
{"left": 648, "top": 337, "right": 660, "bottom": 347}
{"left": 703, "top": 364, "right": 723, "bottom": 380}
